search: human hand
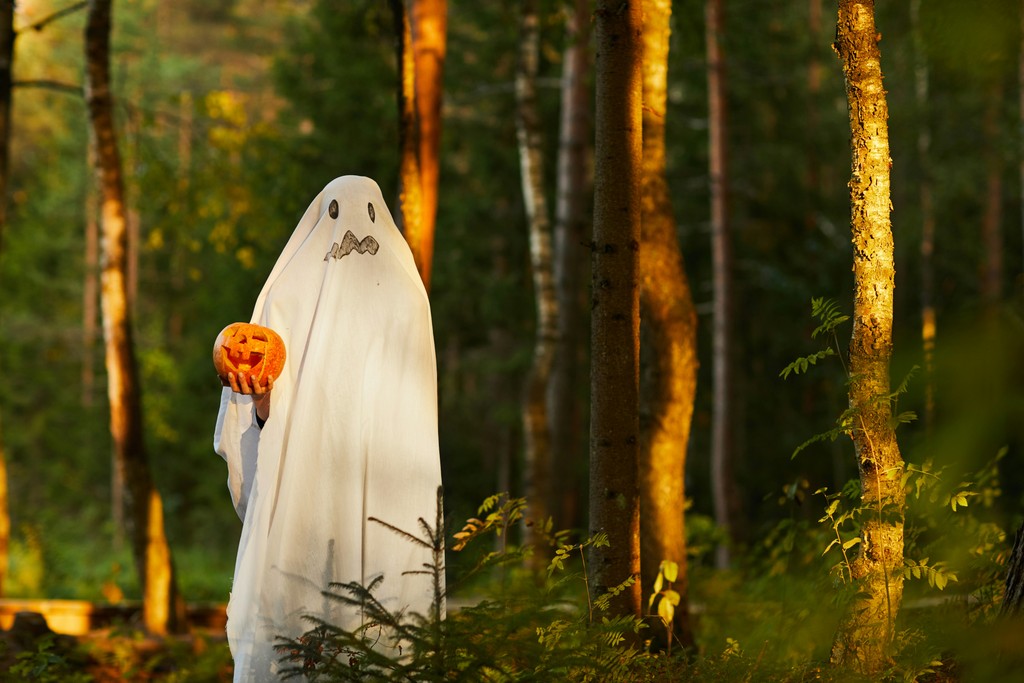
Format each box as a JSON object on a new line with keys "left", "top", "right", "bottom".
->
{"left": 226, "top": 373, "right": 274, "bottom": 422}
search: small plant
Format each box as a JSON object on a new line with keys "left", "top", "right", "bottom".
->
{"left": 778, "top": 297, "right": 848, "bottom": 380}
{"left": 7, "top": 635, "right": 92, "bottom": 683}
{"left": 816, "top": 486, "right": 861, "bottom": 585}
{"left": 276, "top": 489, "right": 645, "bottom": 681}
{"left": 646, "top": 560, "right": 681, "bottom": 655}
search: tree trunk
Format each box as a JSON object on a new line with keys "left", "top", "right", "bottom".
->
{"left": 83, "top": 145, "right": 100, "bottom": 409}
{"left": 550, "top": 0, "right": 591, "bottom": 532}
{"left": 411, "top": 0, "right": 446, "bottom": 293}
{"left": 639, "top": 0, "right": 697, "bottom": 649}
{"left": 1020, "top": 0, "right": 1024, "bottom": 284}
{"left": 1001, "top": 521, "right": 1024, "bottom": 618}
{"left": 982, "top": 83, "right": 1004, "bottom": 309}
{"left": 911, "top": 0, "right": 936, "bottom": 434}
{"left": 85, "top": 0, "right": 183, "bottom": 635}
{"left": 831, "top": 2, "right": 905, "bottom": 674}
{"left": 0, "top": 414, "right": 6, "bottom": 598}
{"left": 805, "top": 0, "right": 823, "bottom": 233}
{"left": 0, "top": 0, "right": 14, "bottom": 598}
{"left": 589, "top": 0, "right": 643, "bottom": 623}
{"left": 515, "top": 0, "right": 557, "bottom": 550}
{"left": 391, "top": 0, "right": 426, "bottom": 284}
{"left": 706, "top": 0, "right": 740, "bottom": 569}
{"left": 0, "top": 0, "right": 11, "bottom": 250}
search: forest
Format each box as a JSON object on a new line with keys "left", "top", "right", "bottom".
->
{"left": 1, "top": 0, "right": 1024, "bottom": 680}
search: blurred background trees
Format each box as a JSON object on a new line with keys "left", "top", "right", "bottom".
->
{"left": 1, "top": 0, "right": 1024, "bottom": 668}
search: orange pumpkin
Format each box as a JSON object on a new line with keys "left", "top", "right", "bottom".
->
{"left": 213, "top": 322, "right": 287, "bottom": 386}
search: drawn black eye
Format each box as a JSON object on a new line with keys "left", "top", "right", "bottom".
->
{"left": 328, "top": 199, "right": 339, "bottom": 219}
{"left": 367, "top": 202, "right": 375, "bottom": 223}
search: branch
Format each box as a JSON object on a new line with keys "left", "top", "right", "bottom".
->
{"left": 13, "top": 79, "right": 82, "bottom": 95}
{"left": 18, "top": 1, "right": 88, "bottom": 33}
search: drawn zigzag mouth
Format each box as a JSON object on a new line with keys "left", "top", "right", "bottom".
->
{"left": 324, "top": 230, "right": 379, "bottom": 261}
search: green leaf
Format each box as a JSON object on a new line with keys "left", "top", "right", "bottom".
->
{"left": 889, "top": 365, "right": 920, "bottom": 398}
{"left": 893, "top": 410, "right": 918, "bottom": 426}
{"left": 660, "top": 560, "right": 678, "bottom": 583}
{"left": 780, "top": 348, "right": 835, "bottom": 379}
{"left": 842, "top": 537, "right": 862, "bottom": 550}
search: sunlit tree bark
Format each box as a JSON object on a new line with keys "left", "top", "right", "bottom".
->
{"left": 550, "top": 0, "right": 591, "bottom": 532}
{"left": 706, "top": 0, "right": 740, "bottom": 569}
{"left": 515, "top": 0, "right": 556, "bottom": 551}
{"left": 831, "top": 1, "right": 905, "bottom": 674}
{"left": 391, "top": 0, "right": 425, "bottom": 283}
{"left": 85, "top": 0, "right": 183, "bottom": 635}
{"left": 0, "top": 0, "right": 13, "bottom": 598}
{"left": 639, "top": 0, "right": 697, "bottom": 648}
{"left": 411, "top": 0, "right": 445, "bottom": 293}
{"left": 590, "top": 0, "right": 643, "bottom": 623}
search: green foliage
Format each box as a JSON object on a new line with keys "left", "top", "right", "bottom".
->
{"left": 809, "top": 297, "right": 850, "bottom": 342}
{"left": 5, "top": 636, "right": 91, "bottom": 683}
{"left": 277, "top": 493, "right": 644, "bottom": 681}
{"left": 6, "top": 3, "right": 1024, "bottom": 680}
{"left": 779, "top": 298, "right": 848, "bottom": 379}
{"left": 778, "top": 348, "right": 835, "bottom": 380}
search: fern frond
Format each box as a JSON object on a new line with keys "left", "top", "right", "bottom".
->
{"left": 791, "top": 424, "right": 847, "bottom": 459}
{"left": 780, "top": 348, "right": 835, "bottom": 379}
{"left": 887, "top": 365, "right": 920, "bottom": 400}
{"left": 810, "top": 297, "right": 850, "bottom": 339}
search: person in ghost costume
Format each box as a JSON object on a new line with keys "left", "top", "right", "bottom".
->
{"left": 214, "top": 176, "right": 443, "bottom": 681}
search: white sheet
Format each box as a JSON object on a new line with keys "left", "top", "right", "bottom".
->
{"left": 214, "top": 176, "right": 443, "bottom": 681}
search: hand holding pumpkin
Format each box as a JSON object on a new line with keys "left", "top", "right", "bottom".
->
{"left": 227, "top": 372, "right": 274, "bottom": 422}
{"left": 214, "top": 322, "right": 287, "bottom": 422}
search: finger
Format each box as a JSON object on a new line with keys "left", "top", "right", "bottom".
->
{"left": 227, "top": 372, "right": 241, "bottom": 393}
{"left": 250, "top": 375, "right": 265, "bottom": 394}
{"left": 266, "top": 376, "right": 275, "bottom": 392}
{"left": 238, "top": 373, "right": 253, "bottom": 395}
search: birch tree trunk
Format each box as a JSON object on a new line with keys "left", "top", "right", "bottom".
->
{"left": 831, "top": 1, "right": 905, "bottom": 673}
{"left": 0, "top": 0, "right": 13, "bottom": 598}
{"left": 550, "top": 0, "right": 591, "bottom": 532}
{"left": 85, "top": 0, "right": 182, "bottom": 635}
{"left": 411, "top": 0, "right": 446, "bottom": 293}
{"left": 391, "top": 0, "right": 425, "bottom": 283}
{"left": 590, "top": 0, "right": 643, "bottom": 623}
{"left": 706, "top": 0, "right": 740, "bottom": 569}
{"left": 515, "top": 0, "right": 557, "bottom": 550}
{"left": 639, "top": 0, "right": 697, "bottom": 648}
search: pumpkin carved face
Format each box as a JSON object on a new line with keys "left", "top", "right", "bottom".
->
{"left": 213, "top": 322, "right": 287, "bottom": 386}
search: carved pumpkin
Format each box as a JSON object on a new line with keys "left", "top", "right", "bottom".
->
{"left": 213, "top": 322, "right": 286, "bottom": 386}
